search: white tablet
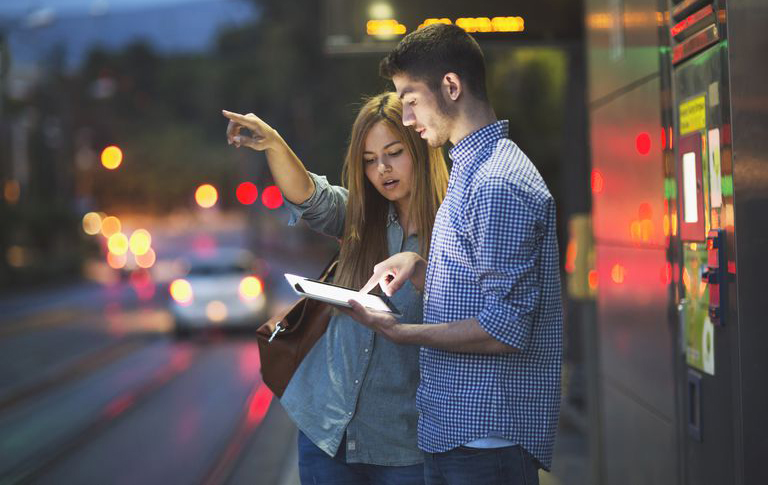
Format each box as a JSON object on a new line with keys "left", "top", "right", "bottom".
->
{"left": 284, "top": 274, "right": 402, "bottom": 317}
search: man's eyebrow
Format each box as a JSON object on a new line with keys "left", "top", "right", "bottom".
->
{"left": 398, "top": 87, "right": 414, "bottom": 100}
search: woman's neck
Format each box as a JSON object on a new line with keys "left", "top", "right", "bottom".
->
{"left": 395, "top": 198, "right": 415, "bottom": 236}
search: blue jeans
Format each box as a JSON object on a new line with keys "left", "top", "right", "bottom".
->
{"left": 297, "top": 431, "right": 424, "bottom": 485}
{"left": 423, "top": 445, "right": 540, "bottom": 485}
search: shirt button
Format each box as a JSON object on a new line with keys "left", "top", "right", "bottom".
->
{"left": 348, "top": 411, "right": 353, "bottom": 416}
{"left": 355, "top": 380, "right": 359, "bottom": 384}
{"left": 364, "top": 348, "right": 369, "bottom": 353}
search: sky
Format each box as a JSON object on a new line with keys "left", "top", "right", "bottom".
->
{"left": 0, "top": 0, "right": 219, "bottom": 16}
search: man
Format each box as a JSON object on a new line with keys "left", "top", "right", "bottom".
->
{"left": 341, "top": 23, "right": 563, "bottom": 484}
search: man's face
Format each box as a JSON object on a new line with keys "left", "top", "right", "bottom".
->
{"left": 392, "top": 73, "right": 453, "bottom": 148}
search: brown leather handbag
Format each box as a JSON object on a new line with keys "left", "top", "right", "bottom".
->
{"left": 255, "top": 256, "right": 338, "bottom": 398}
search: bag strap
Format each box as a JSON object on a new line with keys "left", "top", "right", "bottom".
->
{"left": 317, "top": 250, "right": 340, "bottom": 282}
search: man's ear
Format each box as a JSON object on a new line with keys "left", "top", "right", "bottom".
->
{"left": 442, "top": 73, "right": 462, "bottom": 101}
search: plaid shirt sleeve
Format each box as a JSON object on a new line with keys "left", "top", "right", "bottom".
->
{"left": 466, "top": 176, "right": 542, "bottom": 350}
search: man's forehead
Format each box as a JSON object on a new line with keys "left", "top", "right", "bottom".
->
{"left": 393, "top": 73, "right": 426, "bottom": 97}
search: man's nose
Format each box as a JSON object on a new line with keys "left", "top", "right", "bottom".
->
{"left": 402, "top": 107, "right": 415, "bottom": 127}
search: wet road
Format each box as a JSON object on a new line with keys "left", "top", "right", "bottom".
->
{"left": 0, "top": 240, "right": 331, "bottom": 485}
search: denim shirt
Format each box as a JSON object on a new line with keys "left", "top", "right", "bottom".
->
{"left": 279, "top": 172, "right": 424, "bottom": 466}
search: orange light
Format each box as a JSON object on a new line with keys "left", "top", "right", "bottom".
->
{"left": 129, "top": 229, "right": 152, "bottom": 255}
{"left": 101, "top": 216, "right": 121, "bottom": 238}
{"left": 660, "top": 262, "right": 673, "bottom": 285}
{"left": 565, "top": 240, "right": 577, "bottom": 273}
{"left": 630, "top": 220, "right": 642, "bottom": 242}
{"left": 640, "top": 219, "right": 654, "bottom": 242}
{"left": 611, "top": 264, "right": 625, "bottom": 284}
{"left": 4, "top": 180, "right": 20, "bottom": 204}
{"left": 107, "top": 251, "right": 127, "bottom": 269}
{"left": 135, "top": 247, "right": 156, "bottom": 269}
{"left": 108, "top": 232, "right": 129, "bottom": 256}
{"left": 101, "top": 146, "right": 123, "bottom": 170}
{"left": 239, "top": 276, "right": 263, "bottom": 300}
{"left": 206, "top": 301, "right": 228, "bottom": 322}
{"left": 195, "top": 184, "right": 218, "bottom": 208}
{"left": 588, "top": 270, "right": 599, "bottom": 290}
{"left": 367, "top": 19, "right": 407, "bottom": 36}
{"left": 662, "top": 214, "right": 670, "bottom": 236}
{"left": 170, "top": 279, "right": 193, "bottom": 305}
{"left": 418, "top": 18, "right": 452, "bottom": 29}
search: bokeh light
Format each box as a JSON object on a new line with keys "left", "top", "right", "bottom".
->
{"left": 170, "top": 279, "right": 193, "bottom": 305}
{"left": 636, "top": 133, "right": 651, "bottom": 155}
{"left": 262, "top": 185, "right": 283, "bottom": 209}
{"left": 101, "top": 216, "right": 121, "bottom": 238}
{"left": 195, "top": 184, "right": 218, "bottom": 208}
{"left": 82, "top": 212, "right": 103, "bottom": 235}
{"left": 129, "top": 229, "right": 152, "bottom": 255}
{"left": 236, "top": 182, "right": 259, "bottom": 205}
{"left": 135, "top": 247, "right": 157, "bottom": 269}
{"left": 107, "top": 251, "right": 127, "bottom": 269}
{"left": 206, "top": 301, "right": 228, "bottom": 322}
{"left": 239, "top": 276, "right": 263, "bottom": 300}
{"left": 101, "top": 145, "right": 123, "bottom": 170}
{"left": 108, "top": 232, "right": 129, "bottom": 256}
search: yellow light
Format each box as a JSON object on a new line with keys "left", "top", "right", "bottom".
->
{"left": 206, "top": 301, "right": 228, "bottom": 323}
{"left": 630, "top": 220, "right": 641, "bottom": 242}
{"left": 82, "top": 212, "right": 103, "bottom": 235}
{"left": 170, "top": 279, "right": 194, "bottom": 305}
{"left": 239, "top": 276, "right": 263, "bottom": 300}
{"left": 662, "top": 214, "right": 670, "bottom": 237}
{"left": 366, "top": 19, "right": 406, "bottom": 36}
{"left": 7, "top": 246, "right": 27, "bottom": 268}
{"left": 101, "top": 145, "right": 123, "bottom": 170}
{"left": 640, "top": 219, "right": 654, "bottom": 242}
{"left": 195, "top": 184, "right": 218, "bottom": 208}
{"left": 135, "top": 247, "right": 156, "bottom": 269}
{"left": 101, "top": 216, "right": 121, "bottom": 238}
{"left": 107, "top": 251, "right": 127, "bottom": 269}
{"left": 108, "top": 232, "right": 129, "bottom": 256}
{"left": 611, "top": 264, "right": 625, "bottom": 284}
{"left": 129, "top": 229, "right": 152, "bottom": 255}
{"left": 491, "top": 16, "right": 525, "bottom": 32}
{"left": 419, "top": 18, "right": 452, "bottom": 29}
{"left": 456, "top": 17, "right": 493, "bottom": 32}
{"left": 4, "top": 180, "right": 20, "bottom": 204}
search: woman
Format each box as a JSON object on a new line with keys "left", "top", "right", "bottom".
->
{"left": 222, "top": 93, "right": 449, "bottom": 484}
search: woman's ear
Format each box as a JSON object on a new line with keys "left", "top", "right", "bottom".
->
{"left": 442, "top": 73, "right": 462, "bottom": 101}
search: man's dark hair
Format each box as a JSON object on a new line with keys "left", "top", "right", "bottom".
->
{"left": 379, "top": 23, "right": 488, "bottom": 101}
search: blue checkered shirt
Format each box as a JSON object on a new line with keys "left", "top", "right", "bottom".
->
{"left": 418, "top": 120, "right": 563, "bottom": 470}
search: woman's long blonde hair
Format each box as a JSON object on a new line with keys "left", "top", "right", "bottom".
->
{"left": 334, "top": 93, "right": 449, "bottom": 290}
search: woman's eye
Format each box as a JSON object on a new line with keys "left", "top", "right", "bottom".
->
{"left": 364, "top": 158, "right": 376, "bottom": 164}
{"left": 388, "top": 149, "right": 403, "bottom": 157}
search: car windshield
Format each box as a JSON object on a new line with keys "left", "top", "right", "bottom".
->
{"left": 187, "top": 263, "right": 248, "bottom": 276}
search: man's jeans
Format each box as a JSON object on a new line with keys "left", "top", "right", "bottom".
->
{"left": 424, "top": 445, "right": 540, "bottom": 485}
{"left": 297, "top": 431, "right": 424, "bottom": 485}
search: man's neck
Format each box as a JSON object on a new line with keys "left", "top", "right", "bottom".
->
{"left": 448, "top": 100, "right": 497, "bottom": 145}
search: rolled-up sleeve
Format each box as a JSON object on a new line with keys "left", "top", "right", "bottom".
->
{"left": 466, "top": 177, "right": 543, "bottom": 350}
{"left": 283, "top": 172, "right": 348, "bottom": 239}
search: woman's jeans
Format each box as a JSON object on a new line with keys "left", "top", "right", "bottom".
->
{"left": 297, "top": 431, "right": 424, "bottom": 485}
{"left": 423, "top": 445, "right": 540, "bottom": 485}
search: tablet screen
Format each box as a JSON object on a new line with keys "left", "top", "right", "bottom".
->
{"left": 284, "top": 274, "right": 400, "bottom": 315}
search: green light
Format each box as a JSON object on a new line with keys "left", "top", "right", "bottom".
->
{"left": 721, "top": 175, "right": 733, "bottom": 197}
{"left": 664, "top": 177, "right": 677, "bottom": 199}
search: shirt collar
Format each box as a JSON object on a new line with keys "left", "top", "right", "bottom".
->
{"left": 387, "top": 203, "right": 398, "bottom": 227}
{"left": 448, "top": 120, "right": 509, "bottom": 170}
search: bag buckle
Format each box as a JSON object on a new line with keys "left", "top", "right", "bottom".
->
{"left": 268, "top": 321, "right": 285, "bottom": 343}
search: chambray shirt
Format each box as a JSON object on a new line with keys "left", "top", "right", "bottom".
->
{"left": 280, "top": 172, "right": 424, "bottom": 466}
{"left": 418, "top": 121, "right": 563, "bottom": 470}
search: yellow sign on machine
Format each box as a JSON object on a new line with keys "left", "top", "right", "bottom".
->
{"left": 679, "top": 95, "right": 706, "bottom": 135}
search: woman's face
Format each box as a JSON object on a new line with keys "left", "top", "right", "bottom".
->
{"left": 363, "top": 121, "right": 414, "bottom": 205}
